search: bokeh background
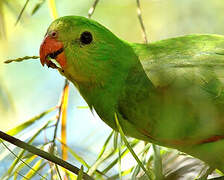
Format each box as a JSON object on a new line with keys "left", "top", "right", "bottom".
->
{"left": 0, "top": 0, "right": 224, "bottom": 179}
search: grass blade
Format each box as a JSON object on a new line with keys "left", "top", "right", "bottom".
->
{"left": 109, "top": 167, "right": 134, "bottom": 180}
{"left": 0, "top": 1, "right": 6, "bottom": 39}
{"left": 0, "top": 130, "right": 93, "bottom": 180}
{"left": 57, "top": 138, "right": 90, "bottom": 169}
{"left": 5, "top": 120, "right": 52, "bottom": 177}
{"left": 102, "top": 139, "right": 139, "bottom": 174}
{"left": 7, "top": 107, "right": 56, "bottom": 136}
{"left": 23, "top": 159, "right": 45, "bottom": 180}
{"left": 77, "top": 165, "right": 84, "bottom": 180}
{"left": 113, "top": 131, "right": 118, "bottom": 150}
{"left": 114, "top": 113, "right": 153, "bottom": 179}
{"left": 13, "top": 155, "right": 37, "bottom": 180}
{"left": 31, "top": 0, "right": 45, "bottom": 15}
{"left": 15, "top": 0, "right": 30, "bottom": 25}
{"left": 152, "top": 144, "right": 164, "bottom": 180}
{"left": 0, "top": 140, "right": 46, "bottom": 179}
{"left": 96, "top": 130, "right": 114, "bottom": 161}
{"left": 118, "top": 136, "right": 122, "bottom": 179}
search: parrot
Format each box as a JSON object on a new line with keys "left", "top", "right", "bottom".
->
{"left": 39, "top": 16, "right": 224, "bottom": 172}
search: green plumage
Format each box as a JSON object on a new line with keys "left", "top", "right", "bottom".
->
{"left": 44, "top": 16, "right": 224, "bottom": 171}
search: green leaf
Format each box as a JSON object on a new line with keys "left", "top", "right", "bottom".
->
{"left": 113, "top": 131, "right": 118, "bottom": 150}
{"left": 13, "top": 155, "right": 37, "bottom": 180}
{"left": 114, "top": 113, "right": 153, "bottom": 180}
{"left": 96, "top": 130, "right": 114, "bottom": 161}
{"left": 102, "top": 139, "right": 139, "bottom": 174}
{"left": 77, "top": 165, "right": 84, "bottom": 180}
{"left": 152, "top": 144, "right": 164, "bottom": 180}
{"left": 109, "top": 167, "right": 134, "bottom": 180}
{"left": 23, "top": 160, "right": 46, "bottom": 180}
{"left": 7, "top": 107, "right": 56, "bottom": 136}
{"left": 132, "top": 164, "right": 140, "bottom": 179}
{"left": 4, "top": 119, "right": 52, "bottom": 177}
{"left": 57, "top": 138, "right": 90, "bottom": 169}
{"left": 118, "top": 136, "right": 122, "bottom": 179}
{"left": 31, "top": 0, "right": 45, "bottom": 15}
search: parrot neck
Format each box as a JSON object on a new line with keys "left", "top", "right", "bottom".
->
{"left": 72, "top": 58, "right": 157, "bottom": 131}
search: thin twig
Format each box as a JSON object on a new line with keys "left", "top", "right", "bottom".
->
{"left": 52, "top": 79, "right": 69, "bottom": 147}
{"left": 4, "top": 56, "right": 39, "bottom": 64}
{"left": 15, "top": 0, "right": 30, "bottom": 26}
{"left": 88, "top": 0, "right": 100, "bottom": 18}
{"left": 50, "top": 79, "right": 69, "bottom": 178}
{"left": 0, "top": 130, "right": 93, "bottom": 180}
{"left": 136, "top": 0, "right": 148, "bottom": 43}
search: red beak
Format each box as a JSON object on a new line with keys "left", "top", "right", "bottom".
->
{"left": 39, "top": 35, "right": 66, "bottom": 68}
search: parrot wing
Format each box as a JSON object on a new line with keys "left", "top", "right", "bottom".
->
{"left": 119, "top": 34, "right": 224, "bottom": 146}
{"left": 138, "top": 34, "right": 224, "bottom": 96}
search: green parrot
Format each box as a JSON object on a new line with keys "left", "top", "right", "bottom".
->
{"left": 40, "top": 16, "right": 224, "bottom": 172}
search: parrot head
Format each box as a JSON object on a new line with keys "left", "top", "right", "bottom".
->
{"left": 39, "top": 16, "right": 133, "bottom": 85}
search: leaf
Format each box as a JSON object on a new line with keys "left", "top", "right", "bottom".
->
{"left": 102, "top": 139, "right": 139, "bottom": 174}
{"left": 77, "top": 165, "right": 84, "bottom": 180}
{"left": 77, "top": 106, "right": 89, "bottom": 109}
{"left": 7, "top": 107, "right": 56, "bottom": 136}
{"left": 57, "top": 138, "right": 90, "bottom": 169}
{"left": 114, "top": 113, "right": 153, "bottom": 179}
{"left": 0, "top": 80, "right": 15, "bottom": 112}
{"left": 23, "top": 160, "right": 46, "bottom": 180}
{"left": 0, "top": 130, "right": 93, "bottom": 180}
{"left": 0, "top": 140, "right": 46, "bottom": 180}
{"left": 96, "top": 130, "right": 114, "bottom": 161}
{"left": 118, "top": 137, "right": 122, "bottom": 179}
{"left": 31, "top": 0, "right": 45, "bottom": 15}
{"left": 3, "top": 119, "right": 53, "bottom": 177}
{"left": 0, "top": 1, "right": 6, "bottom": 39}
{"left": 13, "top": 155, "right": 37, "bottom": 180}
{"left": 15, "top": 0, "right": 30, "bottom": 25}
{"left": 113, "top": 131, "right": 118, "bottom": 150}
{"left": 152, "top": 144, "right": 164, "bottom": 180}
{"left": 109, "top": 167, "right": 134, "bottom": 180}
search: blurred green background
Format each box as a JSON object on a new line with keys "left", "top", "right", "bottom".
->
{"left": 0, "top": 0, "right": 224, "bottom": 178}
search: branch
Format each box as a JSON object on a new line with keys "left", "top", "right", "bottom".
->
{"left": 0, "top": 130, "right": 93, "bottom": 180}
{"left": 52, "top": 79, "right": 69, "bottom": 146}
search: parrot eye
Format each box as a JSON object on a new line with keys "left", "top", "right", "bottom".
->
{"left": 50, "top": 31, "right": 57, "bottom": 38}
{"left": 80, "top": 31, "right": 93, "bottom": 45}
